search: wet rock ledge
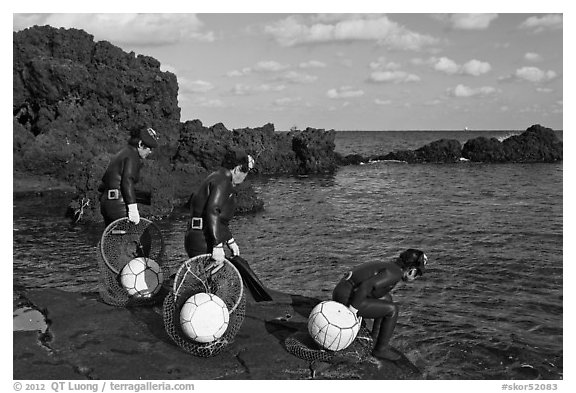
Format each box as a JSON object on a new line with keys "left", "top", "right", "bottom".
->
{"left": 13, "top": 288, "right": 421, "bottom": 380}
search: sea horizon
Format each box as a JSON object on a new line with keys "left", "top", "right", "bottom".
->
{"left": 269, "top": 127, "right": 564, "bottom": 133}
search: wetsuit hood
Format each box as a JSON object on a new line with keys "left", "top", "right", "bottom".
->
{"left": 396, "top": 249, "right": 427, "bottom": 276}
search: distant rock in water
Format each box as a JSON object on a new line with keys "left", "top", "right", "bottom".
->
{"left": 337, "top": 125, "right": 562, "bottom": 165}
{"left": 377, "top": 139, "right": 462, "bottom": 163}
{"left": 13, "top": 25, "right": 339, "bottom": 222}
{"left": 335, "top": 153, "right": 365, "bottom": 166}
{"left": 462, "top": 124, "right": 563, "bottom": 163}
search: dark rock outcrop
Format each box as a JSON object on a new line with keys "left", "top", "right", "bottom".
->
{"left": 461, "top": 136, "right": 507, "bottom": 162}
{"left": 291, "top": 128, "right": 338, "bottom": 174}
{"left": 13, "top": 25, "right": 339, "bottom": 222}
{"left": 335, "top": 153, "right": 365, "bottom": 166}
{"left": 338, "top": 126, "right": 562, "bottom": 165}
{"left": 375, "top": 139, "right": 462, "bottom": 163}
{"left": 414, "top": 138, "right": 462, "bottom": 163}
{"left": 463, "top": 124, "right": 563, "bottom": 163}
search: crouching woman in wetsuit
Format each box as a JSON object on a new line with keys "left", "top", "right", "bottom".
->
{"left": 99, "top": 126, "right": 159, "bottom": 226}
{"left": 184, "top": 149, "right": 255, "bottom": 272}
{"left": 332, "top": 249, "right": 428, "bottom": 361}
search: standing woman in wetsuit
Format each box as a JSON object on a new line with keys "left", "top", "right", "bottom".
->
{"left": 184, "top": 149, "right": 255, "bottom": 272}
{"left": 99, "top": 126, "right": 159, "bottom": 226}
{"left": 332, "top": 249, "right": 428, "bottom": 361}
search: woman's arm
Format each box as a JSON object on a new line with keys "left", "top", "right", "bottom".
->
{"left": 205, "top": 181, "right": 233, "bottom": 245}
{"left": 120, "top": 155, "right": 139, "bottom": 204}
{"left": 349, "top": 266, "right": 401, "bottom": 308}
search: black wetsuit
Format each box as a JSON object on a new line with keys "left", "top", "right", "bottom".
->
{"left": 99, "top": 145, "right": 142, "bottom": 226}
{"left": 332, "top": 261, "right": 403, "bottom": 358}
{"left": 184, "top": 168, "right": 236, "bottom": 257}
{"left": 332, "top": 261, "right": 401, "bottom": 316}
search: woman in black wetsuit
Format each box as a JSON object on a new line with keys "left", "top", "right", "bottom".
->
{"left": 332, "top": 249, "right": 428, "bottom": 361}
{"left": 99, "top": 126, "right": 159, "bottom": 226}
{"left": 184, "top": 149, "right": 255, "bottom": 272}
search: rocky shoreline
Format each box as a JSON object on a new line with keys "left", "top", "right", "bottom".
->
{"left": 13, "top": 288, "right": 421, "bottom": 380}
{"left": 13, "top": 171, "right": 76, "bottom": 196}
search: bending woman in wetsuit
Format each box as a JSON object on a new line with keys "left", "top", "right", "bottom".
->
{"left": 184, "top": 149, "right": 255, "bottom": 272}
{"left": 332, "top": 249, "right": 428, "bottom": 361}
{"left": 99, "top": 126, "right": 159, "bottom": 226}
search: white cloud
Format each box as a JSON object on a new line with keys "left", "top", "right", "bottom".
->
{"left": 231, "top": 83, "right": 286, "bottom": 95}
{"left": 312, "top": 14, "right": 385, "bottom": 24}
{"left": 197, "top": 99, "right": 226, "bottom": 108}
{"left": 524, "top": 52, "right": 542, "bottom": 62}
{"left": 183, "top": 96, "right": 227, "bottom": 108}
{"left": 179, "top": 79, "right": 215, "bottom": 94}
{"left": 434, "top": 14, "right": 499, "bottom": 30}
{"left": 434, "top": 57, "right": 460, "bottom": 74}
{"left": 160, "top": 64, "right": 178, "bottom": 74}
{"left": 299, "top": 60, "right": 327, "bottom": 69}
{"left": 427, "top": 57, "right": 491, "bottom": 76}
{"left": 536, "top": 87, "right": 554, "bottom": 93}
{"left": 228, "top": 60, "right": 290, "bottom": 76}
{"left": 374, "top": 99, "right": 392, "bottom": 105}
{"left": 326, "top": 86, "right": 365, "bottom": 99}
{"left": 369, "top": 57, "right": 401, "bottom": 70}
{"left": 14, "top": 13, "right": 214, "bottom": 46}
{"left": 226, "top": 70, "right": 244, "bottom": 77}
{"left": 368, "top": 71, "right": 420, "bottom": 83}
{"left": 277, "top": 71, "right": 318, "bottom": 84}
{"left": 447, "top": 84, "right": 497, "bottom": 98}
{"left": 226, "top": 61, "right": 318, "bottom": 84}
{"left": 519, "top": 14, "right": 562, "bottom": 33}
{"left": 274, "top": 97, "right": 306, "bottom": 107}
{"left": 514, "top": 67, "right": 557, "bottom": 83}
{"left": 253, "top": 60, "right": 290, "bottom": 73}
{"left": 265, "top": 14, "right": 438, "bottom": 50}
{"left": 461, "top": 60, "right": 492, "bottom": 76}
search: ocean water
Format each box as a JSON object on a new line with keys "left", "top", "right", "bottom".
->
{"left": 12, "top": 130, "right": 563, "bottom": 379}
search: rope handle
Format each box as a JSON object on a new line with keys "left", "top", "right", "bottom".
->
{"left": 172, "top": 254, "right": 243, "bottom": 315}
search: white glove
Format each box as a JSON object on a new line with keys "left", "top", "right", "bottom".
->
{"left": 127, "top": 203, "right": 140, "bottom": 224}
{"left": 348, "top": 304, "right": 359, "bottom": 316}
{"left": 212, "top": 244, "right": 226, "bottom": 262}
{"left": 348, "top": 304, "right": 361, "bottom": 324}
{"left": 227, "top": 238, "right": 240, "bottom": 256}
{"left": 208, "top": 244, "right": 225, "bottom": 274}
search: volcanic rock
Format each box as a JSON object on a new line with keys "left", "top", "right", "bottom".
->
{"left": 13, "top": 288, "right": 421, "bottom": 380}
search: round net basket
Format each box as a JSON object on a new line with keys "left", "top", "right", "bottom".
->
{"left": 284, "top": 325, "right": 374, "bottom": 363}
{"left": 163, "top": 254, "right": 246, "bottom": 357}
{"left": 98, "top": 217, "right": 168, "bottom": 307}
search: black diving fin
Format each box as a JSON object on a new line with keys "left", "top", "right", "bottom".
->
{"left": 229, "top": 255, "right": 273, "bottom": 302}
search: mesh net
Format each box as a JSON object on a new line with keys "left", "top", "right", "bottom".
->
{"left": 163, "top": 255, "right": 246, "bottom": 357}
{"left": 100, "top": 218, "right": 165, "bottom": 274}
{"left": 285, "top": 325, "right": 374, "bottom": 363}
{"left": 98, "top": 218, "right": 169, "bottom": 307}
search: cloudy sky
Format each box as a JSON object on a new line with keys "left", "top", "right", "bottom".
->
{"left": 12, "top": 7, "right": 564, "bottom": 131}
